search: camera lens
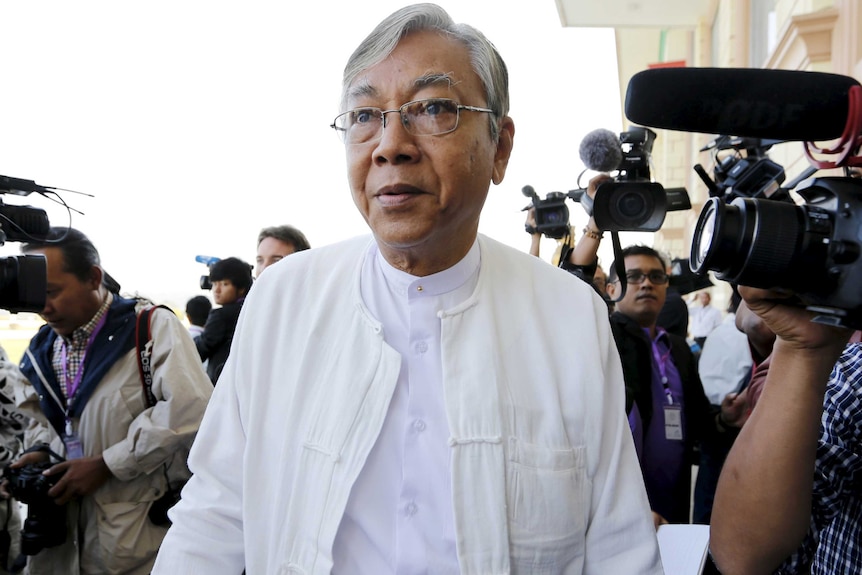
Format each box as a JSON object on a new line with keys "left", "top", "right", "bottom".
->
{"left": 690, "top": 197, "right": 807, "bottom": 288}
{"left": 616, "top": 191, "right": 647, "bottom": 219}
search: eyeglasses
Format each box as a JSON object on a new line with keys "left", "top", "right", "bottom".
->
{"left": 617, "top": 270, "right": 669, "bottom": 285}
{"left": 330, "top": 98, "right": 495, "bottom": 144}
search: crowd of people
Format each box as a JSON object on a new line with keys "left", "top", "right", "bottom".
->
{"left": 0, "top": 3, "right": 855, "bottom": 574}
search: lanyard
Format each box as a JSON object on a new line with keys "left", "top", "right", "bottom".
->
{"left": 61, "top": 313, "right": 108, "bottom": 412}
{"left": 650, "top": 336, "right": 674, "bottom": 405}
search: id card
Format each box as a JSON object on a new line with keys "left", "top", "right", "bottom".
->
{"left": 664, "top": 405, "right": 683, "bottom": 441}
{"left": 63, "top": 419, "right": 84, "bottom": 459}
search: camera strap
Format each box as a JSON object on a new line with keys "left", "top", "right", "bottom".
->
{"left": 20, "top": 443, "right": 66, "bottom": 464}
{"left": 608, "top": 231, "right": 629, "bottom": 303}
{"left": 135, "top": 305, "right": 173, "bottom": 408}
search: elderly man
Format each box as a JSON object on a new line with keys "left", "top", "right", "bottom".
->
{"left": 154, "top": 4, "right": 660, "bottom": 573}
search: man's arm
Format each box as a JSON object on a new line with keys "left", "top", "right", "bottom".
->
{"left": 194, "top": 308, "right": 228, "bottom": 361}
{"left": 153, "top": 313, "right": 247, "bottom": 573}
{"left": 101, "top": 308, "right": 213, "bottom": 481}
{"left": 709, "top": 287, "right": 852, "bottom": 574}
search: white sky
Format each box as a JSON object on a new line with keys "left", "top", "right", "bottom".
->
{"left": 0, "top": 0, "right": 649, "bottom": 309}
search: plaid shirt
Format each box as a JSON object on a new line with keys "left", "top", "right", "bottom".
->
{"left": 51, "top": 292, "right": 113, "bottom": 406}
{"left": 777, "top": 342, "right": 862, "bottom": 574}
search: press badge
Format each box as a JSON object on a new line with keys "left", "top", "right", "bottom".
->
{"left": 664, "top": 405, "right": 683, "bottom": 441}
{"left": 63, "top": 419, "right": 84, "bottom": 459}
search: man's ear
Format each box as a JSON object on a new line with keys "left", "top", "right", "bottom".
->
{"left": 88, "top": 265, "right": 104, "bottom": 290}
{"left": 605, "top": 280, "right": 618, "bottom": 300}
{"left": 491, "top": 117, "right": 515, "bottom": 185}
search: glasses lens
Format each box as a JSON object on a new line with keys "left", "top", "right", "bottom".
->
{"left": 403, "top": 99, "right": 459, "bottom": 136}
{"left": 334, "top": 108, "right": 383, "bottom": 143}
{"left": 649, "top": 271, "right": 669, "bottom": 284}
{"left": 624, "top": 271, "right": 668, "bottom": 284}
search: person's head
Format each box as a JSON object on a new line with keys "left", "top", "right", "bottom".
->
{"left": 255, "top": 225, "right": 310, "bottom": 277}
{"left": 334, "top": 3, "right": 515, "bottom": 275}
{"left": 185, "top": 295, "right": 212, "bottom": 327}
{"left": 21, "top": 227, "right": 105, "bottom": 337}
{"left": 592, "top": 265, "right": 608, "bottom": 293}
{"left": 698, "top": 291, "right": 711, "bottom": 306}
{"left": 209, "top": 257, "right": 253, "bottom": 306}
{"left": 606, "top": 245, "right": 669, "bottom": 330}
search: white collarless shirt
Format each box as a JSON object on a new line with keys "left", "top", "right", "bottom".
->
{"left": 332, "top": 240, "right": 480, "bottom": 574}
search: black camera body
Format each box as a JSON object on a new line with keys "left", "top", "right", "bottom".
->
{"left": 522, "top": 187, "right": 574, "bottom": 239}
{"left": 693, "top": 176, "right": 862, "bottom": 328}
{"left": 196, "top": 255, "right": 220, "bottom": 290}
{"left": 592, "top": 127, "right": 691, "bottom": 232}
{"left": 3, "top": 462, "right": 66, "bottom": 555}
{"left": 0, "top": 181, "right": 51, "bottom": 312}
{"left": 622, "top": 66, "right": 862, "bottom": 328}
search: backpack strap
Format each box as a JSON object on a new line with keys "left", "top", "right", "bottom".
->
{"left": 135, "top": 305, "right": 173, "bottom": 408}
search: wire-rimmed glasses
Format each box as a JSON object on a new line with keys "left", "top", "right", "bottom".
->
{"left": 330, "top": 98, "right": 494, "bottom": 144}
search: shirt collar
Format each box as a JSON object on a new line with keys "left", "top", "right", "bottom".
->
{"left": 64, "top": 291, "right": 113, "bottom": 346}
{"left": 375, "top": 239, "right": 480, "bottom": 298}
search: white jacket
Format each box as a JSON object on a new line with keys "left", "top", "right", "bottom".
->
{"left": 155, "top": 235, "right": 662, "bottom": 574}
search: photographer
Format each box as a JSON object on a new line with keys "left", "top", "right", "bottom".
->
{"left": 563, "top": 174, "right": 745, "bottom": 529}
{"left": 710, "top": 288, "right": 858, "bottom": 575}
{"left": 2, "top": 228, "right": 212, "bottom": 575}
{"left": 195, "top": 257, "right": 252, "bottom": 384}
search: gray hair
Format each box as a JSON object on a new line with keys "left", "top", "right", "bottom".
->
{"left": 340, "top": 3, "right": 509, "bottom": 142}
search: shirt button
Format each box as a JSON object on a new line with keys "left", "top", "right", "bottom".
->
{"left": 413, "top": 419, "right": 426, "bottom": 432}
{"left": 406, "top": 502, "right": 418, "bottom": 516}
{"left": 415, "top": 341, "right": 428, "bottom": 354}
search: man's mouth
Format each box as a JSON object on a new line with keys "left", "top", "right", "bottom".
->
{"left": 375, "top": 184, "right": 424, "bottom": 206}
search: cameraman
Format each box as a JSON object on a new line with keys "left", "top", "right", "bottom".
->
{"left": 2, "top": 227, "right": 212, "bottom": 575}
{"left": 564, "top": 174, "right": 744, "bottom": 529}
{"left": 195, "top": 257, "right": 252, "bottom": 384}
{"left": 710, "top": 289, "right": 859, "bottom": 575}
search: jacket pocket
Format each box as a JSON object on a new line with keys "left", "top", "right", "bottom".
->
{"left": 506, "top": 438, "right": 587, "bottom": 570}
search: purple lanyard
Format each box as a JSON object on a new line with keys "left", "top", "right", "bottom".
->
{"left": 649, "top": 335, "right": 674, "bottom": 405}
{"left": 61, "top": 313, "right": 108, "bottom": 410}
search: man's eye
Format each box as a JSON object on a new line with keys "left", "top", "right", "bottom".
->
{"left": 353, "top": 109, "right": 378, "bottom": 124}
{"left": 422, "top": 99, "right": 454, "bottom": 116}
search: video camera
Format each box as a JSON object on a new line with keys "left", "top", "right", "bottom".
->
{"left": 588, "top": 127, "right": 691, "bottom": 232}
{"left": 522, "top": 127, "right": 691, "bottom": 240}
{"left": 196, "top": 255, "right": 220, "bottom": 290}
{"left": 0, "top": 175, "right": 54, "bottom": 313}
{"left": 625, "top": 67, "right": 862, "bottom": 329}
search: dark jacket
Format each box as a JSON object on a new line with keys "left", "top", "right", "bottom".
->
{"left": 20, "top": 296, "right": 137, "bottom": 437}
{"left": 195, "top": 299, "right": 244, "bottom": 384}
{"left": 609, "top": 311, "right": 715, "bottom": 522}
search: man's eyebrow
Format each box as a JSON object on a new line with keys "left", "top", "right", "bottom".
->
{"left": 346, "top": 72, "right": 459, "bottom": 104}
{"left": 345, "top": 80, "right": 378, "bottom": 103}
{"left": 414, "top": 72, "right": 458, "bottom": 90}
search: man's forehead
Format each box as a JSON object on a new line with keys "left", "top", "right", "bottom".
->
{"left": 624, "top": 254, "right": 665, "bottom": 270}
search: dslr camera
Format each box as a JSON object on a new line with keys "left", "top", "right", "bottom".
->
{"left": 3, "top": 461, "right": 66, "bottom": 555}
{"left": 624, "top": 67, "right": 862, "bottom": 329}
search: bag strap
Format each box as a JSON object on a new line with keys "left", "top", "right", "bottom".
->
{"left": 135, "top": 305, "right": 173, "bottom": 409}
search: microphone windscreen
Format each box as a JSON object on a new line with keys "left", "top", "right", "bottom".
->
{"left": 625, "top": 67, "right": 860, "bottom": 141}
{"left": 579, "top": 128, "right": 623, "bottom": 172}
